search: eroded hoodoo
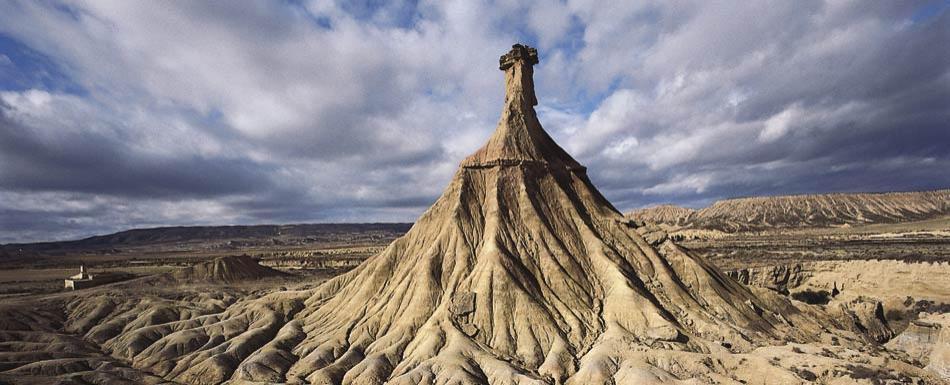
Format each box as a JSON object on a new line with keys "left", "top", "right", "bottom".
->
{"left": 96, "top": 44, "right": 828, "bottom": 385}
{"left": 236, "top": 44, "right": 818, "bottom": 384}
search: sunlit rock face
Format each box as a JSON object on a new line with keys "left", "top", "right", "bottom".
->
{"left": 239, "top": 43, "right": 819, "bottom": 384}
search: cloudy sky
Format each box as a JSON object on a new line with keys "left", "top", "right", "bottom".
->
{"left": 0, "top": 1, "right": 948, "bottom": 243}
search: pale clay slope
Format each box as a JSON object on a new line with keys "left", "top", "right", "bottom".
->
{"left": 0, "top": 45, "right": 946, "bottom": 385}
{"left": 629, "top": 190, "right": 950, "bottom": 232}
{"left": 0, "top": 256, "right": 272, "bottom": 385}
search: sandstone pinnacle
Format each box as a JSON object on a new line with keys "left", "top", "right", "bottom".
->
{"left": 461, "top": 44, "right": 584, "bottom": 171}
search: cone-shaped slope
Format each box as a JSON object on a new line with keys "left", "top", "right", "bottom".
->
{"left": 169, "top": 255, "right": 287, "bottom": 283}
{"left": 104, "top": 45, "right": 827, "bottom": 385}
{"left": 232, "top": 44, "right": 820, "bottom": 385}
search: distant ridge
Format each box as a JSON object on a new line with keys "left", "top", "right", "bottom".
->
{"left": 628, "top": 189, "right": 950, "bottom": 232}
{"left": 1, "top": 223, "right": 412, "bottom": 249}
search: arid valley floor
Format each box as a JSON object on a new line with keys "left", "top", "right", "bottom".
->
{"left": 1, "top": 206, "right": 949, "bottom": 384}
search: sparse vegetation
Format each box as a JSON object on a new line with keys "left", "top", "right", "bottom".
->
{"left": 792, "top": 289, "right": 832, "bottom": 305}
{"left": 791, "top": 366, "right": 818, "bottom": 381}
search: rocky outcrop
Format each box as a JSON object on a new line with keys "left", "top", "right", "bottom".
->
{"left": 836, "top": 300, "right": 894, "bottom": 343}
{"left": 91, "top": 43, "right": 824, "bottom": 385}
{"left": 729, "top": 260, "right": 950, "bottom": 303}
{"left": 888, "top": 313, "right": 950, "bottom": 380}
{"left": 633, "top": 222, "right": 669, "bottom": 246}
{"left": 728, "top": 263, "right": 808, "bottom": 294}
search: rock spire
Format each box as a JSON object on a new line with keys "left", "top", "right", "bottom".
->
{"left": 461, "top": 44, "right": 584, "bottom": 171}
{"left": 84, "top": 44, "right": 828, "bottom": 385}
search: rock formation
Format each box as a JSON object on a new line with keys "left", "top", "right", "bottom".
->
{"left": 165, "top": 255, "right": 288, "bottom": 284}
{"left": 727, "top": 264, "right": 807, "bottom": 295}
{"left": 888, "top": 313, "right": 950, "bottom": 378}
{"left": 229, "top": 43, "right": 822, "bottom": 384}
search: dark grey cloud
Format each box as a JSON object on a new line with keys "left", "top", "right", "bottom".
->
{"left": 558, "top": 1, "right": 950, "bottom": 211}
{"left": 0, "top": 108, "right": 274, "bottom": 198}
{"left": 0, "top": 0, "right": 947, "bottom": 242}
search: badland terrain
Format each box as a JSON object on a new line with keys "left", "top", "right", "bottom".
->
{"left": 0, "top": 45, "right": 947, "bottom": 384}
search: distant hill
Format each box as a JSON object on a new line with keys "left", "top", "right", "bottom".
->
{"left": 628, "top": 189, "right": 950, "bottom": 232}
{"left": 0, "top": 223, "right": 412, "bottom": 253}
{"left": 167, "top": 255, "right": 288, "bottom": 283}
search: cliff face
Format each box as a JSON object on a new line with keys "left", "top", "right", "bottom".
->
{"left": 727, "top": 264, "right": 808, "bottom": 294}
{"left": 628, "top": 190, "right": 950, "bottom": 232}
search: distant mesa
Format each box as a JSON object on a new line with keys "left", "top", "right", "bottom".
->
{"left": 629, "top": 189, "right": 950, "bottom": 232}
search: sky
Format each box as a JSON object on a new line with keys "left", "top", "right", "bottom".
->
{"left": 0, "top": 0, "right": 948, "bottom": 243}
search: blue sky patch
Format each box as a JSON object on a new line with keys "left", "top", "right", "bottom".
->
{"left": 0, "top": 34, "right": 85, "bottom": 95}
